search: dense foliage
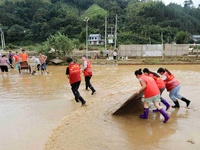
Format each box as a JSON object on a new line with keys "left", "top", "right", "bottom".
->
{"left": 0, "top": 0, "right": 200, "bottom": 50}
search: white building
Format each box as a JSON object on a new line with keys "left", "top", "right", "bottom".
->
{"left": 192, "top": 35, "right": 200, "bottom": 41}
{"left": 88, "top": 34, "right": 104, "bottom": 45}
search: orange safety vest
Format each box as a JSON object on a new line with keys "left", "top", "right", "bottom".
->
{"left": 149, "top": 73, "right": 165, "bottom": 90}
{"left": 163, "top": 72, "right": 180, "bottom": 91}
{"left": 68, "top": 63, "right": 81, "bottom": 84}
{"left": 83, "top": 60, "right": 92, "bottom": 76}
{"left": 140, "top": 74, "right": 160, "bottom": 98}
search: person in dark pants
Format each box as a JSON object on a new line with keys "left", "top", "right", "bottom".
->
{"left": 81, "top": 55, "right": 96, "bottom": 95}
{"left": 66, "top": 57, "right": 86, "bottom": 106}
{"left": 8, "top": 51, "right": 14, "bottom": 67}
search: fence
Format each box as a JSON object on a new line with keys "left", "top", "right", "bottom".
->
{"left": 118, "top": 44, "right": 192, "bottom": 57}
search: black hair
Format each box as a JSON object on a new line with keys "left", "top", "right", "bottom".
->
{"left": 82, "top": 55, "right": 86, "bottom": 58}
{"left": 143, "top": 68, "right": 150, "bottom": 73}
{"left": 143, "top": 68, "right": 160, "bottom": 78}
{"left": 66, "top": 57, "right": 73, "bottom": 63}
{"left": 135, "top": 69, "right": 143, "bottom": 75}
{"left": 2, "top": 54, "right": 6, "bottom": 57}
{"left": 157, "top": 67, "right": 171, "bottom": 75}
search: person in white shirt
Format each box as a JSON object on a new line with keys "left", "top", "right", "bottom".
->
{"left": 31, "top": 56, "right": 41, "bottom": 75}
{"left": 113, "top": 49, "right": 117, "bottom": 60}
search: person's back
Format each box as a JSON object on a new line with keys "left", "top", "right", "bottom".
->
{"left": 140, "top": 74, "right": 160, "bottom": 98}
{"left": 0, "top": 56, "right": 8, "bottom": 66}
{"left": 68, "top": 63, "right": 81, "bottom": 84}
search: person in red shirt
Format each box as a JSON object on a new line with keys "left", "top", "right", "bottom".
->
{"left": 66, "top": 57, "right": 86, "bottom": 106}
{"left": 12, "top": 54, "right": 20, "bottom": 69}
{"left": 157, "top": 67, "right": 191, "bottom": 108}
{"left": 135, "top": 69, "right": 169, "bottom": 123}
{"left": 143, "top": 68, "right": 170, "bottom": 112}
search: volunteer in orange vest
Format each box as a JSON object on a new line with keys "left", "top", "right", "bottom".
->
{"left": 143, "top": 68, "right": 170, "bottom": 111}
{"left": 81, "top": 55, "right": 96, "bottom": 95}
{"left": 135, "top": 69, "right": 169, "bottom": 123}
{"left": 20, "top": 49, "right": 28, "bottom": 62}
{"left": 66, "top": 57, "right": 86, "bottom": 106}
{"left": 157, "top": 67, "right": 191, "bottom": 108}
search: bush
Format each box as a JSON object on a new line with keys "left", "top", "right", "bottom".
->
{"left": 6, "top": 43, "right": 19, "bottom": 49}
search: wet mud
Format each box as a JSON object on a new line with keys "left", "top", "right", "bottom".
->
{"left": 1, "top": 65, "right": 200, "bottom": 150}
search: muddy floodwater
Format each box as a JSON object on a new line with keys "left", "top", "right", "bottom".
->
{"left": 1, "top": 65, "right": 200, "bottom": 150}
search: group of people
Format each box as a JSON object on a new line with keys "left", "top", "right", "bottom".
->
{"left": 134, "top": 67, "right": 191, "bottom": 123}
{"left": 0, "top": 49, "right": 49, "bottom": 77}
{"left": 31, "top": 52, "right": 49, "bottom": 74}
{"left": 105, "top": 48, "right": 118, "bottom": 60}
{"left": 66, "top": 55, "right": 96, "bottom": 106}
{"left": 66, "top": 55, "right": 191, "bottom": 123}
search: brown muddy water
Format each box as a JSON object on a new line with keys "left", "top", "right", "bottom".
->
{"left": 1, "top": 64, "right": 200, "bottom": 150}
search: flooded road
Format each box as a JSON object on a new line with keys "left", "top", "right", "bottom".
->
{"left": 1, "top": 64, "right": 200, "bottom": 150}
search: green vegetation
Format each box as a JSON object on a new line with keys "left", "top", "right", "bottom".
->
{"left": 0, "top": 0, "right": 200, "bottom": 57}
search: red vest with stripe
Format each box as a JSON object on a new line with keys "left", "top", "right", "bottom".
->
{"left": 68, "top": 63, "right": 81, "bottom": 84}
{"left": 83, "top": 60, "right": 92, "bottom": 76}
{"left": 163, "top": 72, "right": 180, "bottom": 91}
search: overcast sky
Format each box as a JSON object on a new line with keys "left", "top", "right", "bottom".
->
{"left": 162, "top": 0, "right": 199, "bottom": 7}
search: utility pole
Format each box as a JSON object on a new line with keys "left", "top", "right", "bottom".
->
{"left": 84, "top": 17, "right": 90, "bottom": 58}
{"left": 0, "top": 28, "right": 5, "bottom": 50}
{"left": 114, "top": 14, "right": 117, "bottom": 50}
{"left": 161, "top": 32, "right": 164, "bottom": 60}
{"left": 105, "top": 15, "right": 107, "bottom": 50}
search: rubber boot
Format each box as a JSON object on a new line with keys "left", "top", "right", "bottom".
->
{"left": 172, "top": 100, "right": 180, "bottom": 108}
{"left": 90, "top": 86, "right": 96, "bottom": 95}
{"left": 140, "top": 108, "right": 149, "bottom": 119}
{"left": 159, "top": 108, "right": 169, "bottom": 123}
{"left": 181, "top": 97, "right": 191, "bottom": 107}
{"left": 161, "top": 98, "right": 170, "bottom": 111}
{"left": 78, "top": 96, "right": 86, "bottom": 106}
{"left": 153, "top": 109, "right": 159, "bottom": 113}
{"left": 153, "top": 102, "right": 161, "bottom": 112}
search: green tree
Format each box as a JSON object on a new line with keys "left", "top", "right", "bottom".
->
{"left": 42, "top": 32, "right": 74, "bottom": 57}
{"left": 175, "top": 31, "right": 189, "bottom": 44}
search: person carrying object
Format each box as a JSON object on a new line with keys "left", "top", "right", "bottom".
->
{"left": 143, "top": 68, "right": 170, "bottom": 112}
{"left": 20, "top": 49, "right": 28, "bottom": 62}
{"left": 134, "top": 69, "right": 169, "bottom": 123}
{"left": 157, "top": 67, "right": 191, "bottom": 108}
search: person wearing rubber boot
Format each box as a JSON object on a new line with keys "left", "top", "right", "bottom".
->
{"left": 66, "top": 57, "right": 86, "bottom": 106}
{"left": 157, "top": 68, "right": 191, "bottom": 108}
{"left": 143, "top": 68, "right": 170, "bottom": 112}
{"left": 81, "top": 55, "right": 96, "bottom": 95}
{"left": 135, "top": 69, "right": 169, "bottom": 123}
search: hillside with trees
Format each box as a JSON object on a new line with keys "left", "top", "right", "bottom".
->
{"left": 0, "top": 0, "right": 200, "bottom": 53}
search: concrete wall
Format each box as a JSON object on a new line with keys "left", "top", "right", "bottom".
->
{"left": 119, "top": 44, "right": 190, "bottom": 57}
